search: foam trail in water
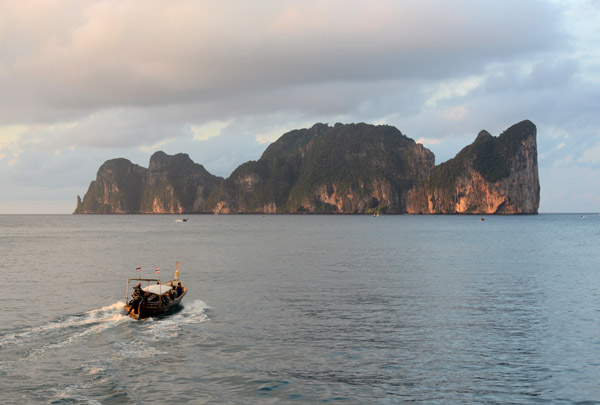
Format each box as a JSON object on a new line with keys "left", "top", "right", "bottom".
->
{"left": 144, "top": 299, "right": 210, "bottom": 340}
{"left": 114, "top": 339, "right": 170, "bottom": 359}
{"left": 179, "top": 299, "right": 210, "bottom": 322}
{"left": 0, "top": 301, "right": 127, "bottom": 349}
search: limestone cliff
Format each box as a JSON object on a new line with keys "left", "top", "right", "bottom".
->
{"left": 75, "top": 120, "right": 540, "bottom": 215}
{"left": 406, "top": 120, "right": 540, "bottom": 214}
{"left": 74, "top": 152, "right": 222, "bottom": 214}
{"left": 205, "top": 123, "right": 435, "bottom": 214}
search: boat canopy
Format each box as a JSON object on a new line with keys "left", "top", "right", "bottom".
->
{"left": 143, "top": 284, "right": 173, "bottom": 296}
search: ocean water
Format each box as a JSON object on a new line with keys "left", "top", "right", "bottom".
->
{"left": 1, "top": 213, "right": 599, "bottom": 404}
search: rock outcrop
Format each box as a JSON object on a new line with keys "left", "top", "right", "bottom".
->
{"left": 406, "top": 120, "right": 540, "bottom": 214}
{"left": 74, "top": 152, "right": 222, "bottom": 214}
{"left": 75, "top": 120, "right": 540, "bottom": 215}
{"left": 205, "top": 123, "right": 435, "bottom": 213}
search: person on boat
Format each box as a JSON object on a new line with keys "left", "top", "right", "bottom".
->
{"left": 127, "top": 283, "right": 145, "bottom": 315}
{"left": 170, "top": 286, "right": 178, "bottom": 299}
{"left": 132, "top": 283, "right": 144, "bottom": 299}
{"left": 176, "top": 282, "right": 183, "bottom": 296}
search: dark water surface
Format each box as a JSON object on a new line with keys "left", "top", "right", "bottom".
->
{"left": 1, "top": 214, "right": 599, "bottom": 404}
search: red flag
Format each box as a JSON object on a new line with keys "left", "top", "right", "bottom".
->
{"left": 155, "top": 267, "right": 160, "bottom": 273}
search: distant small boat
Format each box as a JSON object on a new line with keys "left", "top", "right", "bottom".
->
{"left": 480, "top": 217, "right": 485, "bottom": 221}
{"left": 124, "top": 261, "right": 187, "bottom": 320}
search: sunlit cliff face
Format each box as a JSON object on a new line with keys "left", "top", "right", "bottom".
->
{"left": 150, "top": 187, "right": 183, "bottom": 214}
{"left": 77, "top": 122, "right": 539, "bottom": 215}
{"left": 406, "top": 129, "right": 540, "bottom": 215}
{"left": 293, "top": 180, "right": 395, "bottom": 214}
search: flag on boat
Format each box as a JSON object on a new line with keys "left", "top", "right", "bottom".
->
{"left": 136, "top": 266, "right": 141, "bottom": 271}
{"left": 155, "top": 267, "right": 160, "bottom": 273}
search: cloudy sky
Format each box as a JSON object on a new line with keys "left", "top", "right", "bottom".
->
{"left": 1, "top": 0, "right": 599, "bottom": 213}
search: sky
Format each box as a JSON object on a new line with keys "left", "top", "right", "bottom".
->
{"left": 0, "top": 0, "right": 599, "bottom": 213}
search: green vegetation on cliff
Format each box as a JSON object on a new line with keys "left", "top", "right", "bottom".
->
{"left": 76, "top": 120, "right": 538, "bottom": 214}
{"left": 205, "top": 156, "right": 301, "bottom": 212}
{"left": 287, "top": 124, "right": 418, "bottom": 208}
{"left": 204, "top": 125, "right": 325, "bottom": 212}
{"left": 143, "top": 151, "right": 220, "bottom": 211}
{"left": 260, "top": 123, "right": 330, "bottom": 160}
{"left": 426, "top": 120, "right": 535, "bottom": 191}
{"left": 204, "top": 122, "right": 433, "bottom": 213}
{"left": 75, "top": 152, "right": 222, "bottom": 213}
{"left": 74, "top": 158, "right": 144, "bottom": 214}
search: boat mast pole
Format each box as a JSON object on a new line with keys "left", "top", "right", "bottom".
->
{"left": 175, "top": 261, "right": 181, "bottom": 280}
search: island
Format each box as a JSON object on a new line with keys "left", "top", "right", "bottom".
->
{"left": 74, "top": 120, "right": 539, "bottom": 215}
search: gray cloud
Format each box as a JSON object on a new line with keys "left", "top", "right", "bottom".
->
{"left": 0, "top": 0, "right": 562, "bottom": 122}
{"left": 0, "top": 0, "right": 598, "bottom": 213}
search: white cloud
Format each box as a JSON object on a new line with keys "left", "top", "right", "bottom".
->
{"left": 0, "top": 125, "right": 28, "bottom": 141}
{"left": 548, "top": 127, "right": 571, "bottom": 140}
{"left": 425, "top": 76, "right": 483, "bottom": 107}
{"left": 441, "top": 106, "right": 469, "bottom": 121}
{"left": 1, "top": 0, "right": 600, "bottom": 212}
{"left": 579, "top": 141, "right": 600, "bottom": 165}
{"left": 139, "top": 139, "right": 174, "bottom": 153}
{"left": 415, "top": 138, "right": 442, "bottom": 145}
{"left": 0, "top": 0, "right": 563, "bottom": 122}
{"left": 539, "top": 141, "right": 567, "bottom": 160}
{"left": 190, "top": 120, "right": 231, "bottom": 141}
{"left": 256, "top": 129, "right": 287, "bottom": 145}
{"left": 254, "top": 120, "right": 320, "bottom": 144}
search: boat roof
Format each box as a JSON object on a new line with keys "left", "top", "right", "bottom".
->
{"left": 143, "top": 284, "right": 173, "bottom": 296}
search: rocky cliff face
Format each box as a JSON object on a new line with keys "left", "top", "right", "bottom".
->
{"left": 205, "top": 123, "right": 435, "bottom": 214}
{"left": 75, "top": 120, "right": 540, "bottom": 215}
{"left": 406, "top": 120, "right": 540, "bottom": 214}
{"left": 74, "top": 152, "right": 222, "bottom": 214}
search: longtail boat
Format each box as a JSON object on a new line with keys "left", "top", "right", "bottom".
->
{"left": 124, "top": 261, "right": 187, "bottom": 319}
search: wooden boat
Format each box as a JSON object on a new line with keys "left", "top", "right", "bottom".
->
{"left": 124, "top": 261, "right": 187, "bottom": 319}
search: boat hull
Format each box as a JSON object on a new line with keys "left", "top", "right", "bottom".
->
{"left": 124, "top": 284, "right": 187, "bottom": 319}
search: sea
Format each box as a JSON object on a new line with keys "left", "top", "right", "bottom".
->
{"left": 1, "top": 213, "right": 599, "bottom": 404}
